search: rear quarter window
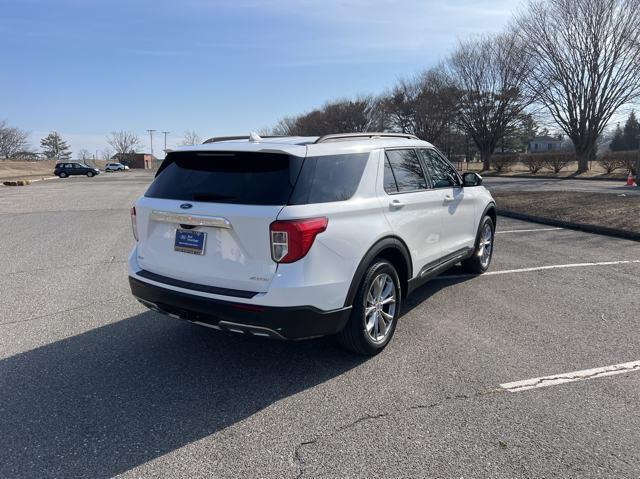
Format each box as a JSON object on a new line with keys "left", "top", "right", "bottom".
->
{"left": 288, "top": 153, "right": 369, "bottom": 204}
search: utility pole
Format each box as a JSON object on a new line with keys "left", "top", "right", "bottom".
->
{"left": 162, "top": 131, "right": 170, "bottom": 158}
{"left": 146, "top": 129, "right": 157, "bottom": 159}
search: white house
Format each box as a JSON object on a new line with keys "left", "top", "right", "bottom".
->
{"left": 528, "top": 135, "right": 563, "bottom": 153}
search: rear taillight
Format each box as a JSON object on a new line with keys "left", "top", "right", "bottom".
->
{"left": 269, "top": 217, "right": 328, "bottom": 263}
{"left": 130, "top": 206, "right": 139, "bottom": 241}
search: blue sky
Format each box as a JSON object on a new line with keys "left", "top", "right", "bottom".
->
{"left": 1, "top": 0, "right": 520, "bottom": 156}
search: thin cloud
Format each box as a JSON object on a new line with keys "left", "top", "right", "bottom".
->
{"left": 187, "top": 0, "right": 520, "bottom": 63}
{"left": 127, "top": 49, "right": 190, "bottom": 57}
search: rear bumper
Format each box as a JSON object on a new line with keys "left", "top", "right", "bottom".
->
{"left": 129, "top": 277, "right": 351, "bottom": 340}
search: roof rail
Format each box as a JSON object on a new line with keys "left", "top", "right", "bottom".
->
{"left": 203, "top": 135, "right": 285, "bottom": 144}
{"left": 313, "top": 132, "right": 419, "bottom": 144}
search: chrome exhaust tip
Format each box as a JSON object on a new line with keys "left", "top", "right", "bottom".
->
{"left": 218, "top": 321, "right": 285, "bottom": 339}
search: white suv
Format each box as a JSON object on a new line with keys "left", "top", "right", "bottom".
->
{"left": 105, "top": 163, "right": 128, "bottom": 172}
{"left": 128, "top": 133, "right": 496, "bottom": 354}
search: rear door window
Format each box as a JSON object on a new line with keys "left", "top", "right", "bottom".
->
{"left": 384, "top": 149, "right": 428, "bottom": 193}
{"left": 146, "top": 151, "right": 304, "bottom": 205}
{"left": 288, "top": 153, "right": 369, "bottom": 204}
{"left": 383, "top": 157, "right": 399, "bottom": 193}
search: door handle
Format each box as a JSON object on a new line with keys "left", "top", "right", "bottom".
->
{"left": 389, "top": 199, "right": 405, "bottom": 210}
{"left": 443, "top": 195, "right": 455, "bottom": 203}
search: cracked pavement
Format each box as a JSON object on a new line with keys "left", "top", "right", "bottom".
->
{"left": 1, "top": 171, "right": 640, "bottom": 478}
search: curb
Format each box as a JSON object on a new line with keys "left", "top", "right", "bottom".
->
{"left": 497, "top": 209, "right": 640, "bottom": 242}
{"left": 32, "top": 176, "right": 58, "bottom": 182}
{"left": 482, "top": 173, "right": 630, "bottom": 182}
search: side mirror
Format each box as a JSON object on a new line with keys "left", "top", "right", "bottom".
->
{"left": 462, "top": 172, "right": 483, "bottom": 187}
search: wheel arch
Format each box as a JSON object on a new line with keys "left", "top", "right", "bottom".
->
{"left": 483, "top": 202, "right": 497, "bottom": 229}
{"left": 344, "top": 236, "right": 413, "bottom": 307}
{"left": 472, "top": 202, "right": 497, "bottom": 249}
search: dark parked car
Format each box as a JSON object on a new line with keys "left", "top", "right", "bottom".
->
{"left": 54, "top": 163, "right": 100, "bottom": 178}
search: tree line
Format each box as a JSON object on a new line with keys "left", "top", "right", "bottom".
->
{"left": 267, "top": 0, "right": 640, "bottom": 173}
{"left": 0, "top": 125, "right": 204, "bottom": 164}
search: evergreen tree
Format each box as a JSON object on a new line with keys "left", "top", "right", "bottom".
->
{"left": 610, "top": 112, "right": 640, "bottom": 151}
{"left": 609, "top": 123, "right": 625, "bottom": 151}
{"left": 40, "top": 132, "right": 72, "bottom": 161}
{"left": 622, "top": 111, "right": 640, "bottom": 150}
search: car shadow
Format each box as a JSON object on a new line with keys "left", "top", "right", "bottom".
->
{"left": 0, "top": 312, "right": 365, "bottom": 478}
{"left": 401, "top": 265, "right": 477, "bottom": 316}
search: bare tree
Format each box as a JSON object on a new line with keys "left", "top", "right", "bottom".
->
{"left": 107, "top": 131, "right": 140, "bottom": 164}
{"left": 181, "top": 131, "right": 201, "bottom": 146}
{"left": 0, "top": 120, "right": 30, "bottom": 159}
{"left": 382, "top": 69, "right": 459, "bottom": 148}
{"left": 264, "top": 116, "right": 300, "bottom": 136}
{"left": 412, "top": 69, "right": 460, "bottom": 146}
{"left": 100, "top": 147, "right": 113, "bottom": 163}
{"left": 318, "top": 97, "right": 380, "bottom": 133}
{"left": 516, "top": 0, "right": 640, "bottom": 173}
{"left": 445, "top": 33, "right": 531, "bottom": 170}
{"left": 77, "top": 149, "right": 92, "bottom": 162}
{"left": 381, "top": 79, "right": 417, "bottom": 134}
{"left": 270, "top": 97, "right": 382, "bottom": 137}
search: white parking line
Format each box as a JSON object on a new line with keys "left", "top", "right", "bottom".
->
{"left": 497, "top": 227, "right": 563, "bottom": 234}
{"left": 500, "top": 360, "right": 640, "bottom": 392}
{"left": 437, "top": 260, "right": 640, "bottom": 280}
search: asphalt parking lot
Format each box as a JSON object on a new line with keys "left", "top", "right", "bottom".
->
{"left": 1, "top": 171, "right": 639, "bottom": 478}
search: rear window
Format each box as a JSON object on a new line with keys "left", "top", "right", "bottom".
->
{"left": 288, "top": 153, "right": 369, "bottom": 204}
{"left": 147, "top": 151, "right": 369, "bottom": 206}
{"left": 146, "top": 151, "right": 304, "bottom": 205}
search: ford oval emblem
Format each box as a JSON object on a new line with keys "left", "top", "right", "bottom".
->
{"left": 180, "top": 203, "right": 193, "bottom": 210}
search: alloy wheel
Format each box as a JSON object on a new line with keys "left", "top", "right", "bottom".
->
{"left": 364, "top": 273, "right": 396, "bottom": 343}
{"left": 479, "top": 223, "right": 493, "bottom": 268}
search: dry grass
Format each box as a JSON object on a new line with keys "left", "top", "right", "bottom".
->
{"left": 0, "top": 160, "right": 58, "bottom": 181}
{"left": 459, "top": 161, "right": 629, "bottom": 179}
{"left": 492, "top": 191, "right": 640, "bottom": 233}
{"left": 0, "top": 160, "right": 107, "bottom": 181}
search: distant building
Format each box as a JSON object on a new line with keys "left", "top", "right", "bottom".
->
{"left": 111, "top": 153, "right": 157, "bottom": 169}
{"left": 528, "top": 136, "right": 563, "bottom": 153}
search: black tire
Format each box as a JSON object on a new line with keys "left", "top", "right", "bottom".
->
{"left": 337, "top": 259, "right": 401, "bottom": 355}
{"left": 461, "top": 216, "right": 495, "bottom": 274}
{"left": 59, "top": 172, "right": 68, "bottom": 178}
{"left": 86, "top": 171, "right": 94, "bottom": 177}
